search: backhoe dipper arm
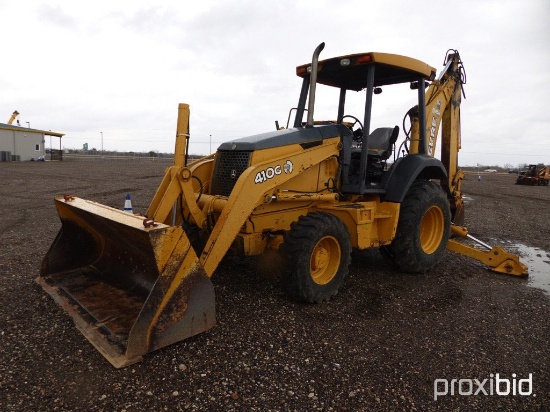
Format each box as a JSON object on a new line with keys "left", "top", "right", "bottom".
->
{"left": 408, "top": 51, "right": 466, "bottom": 225}
{"left": 408, "top": 53, "right": 527, "bottom": 276}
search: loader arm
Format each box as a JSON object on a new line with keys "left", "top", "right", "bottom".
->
{"left": 145, "top": 137, "right": 341, "bottom": 277}
{"left": 200, "top": 140, "right": 339, "bottom": 275}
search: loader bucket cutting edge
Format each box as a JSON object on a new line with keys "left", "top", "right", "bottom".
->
{"left": 37, "top": 196, "right": 216, "bottom": 368}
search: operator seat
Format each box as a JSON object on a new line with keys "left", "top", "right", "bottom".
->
{"left": 367, "top": 126, "right": 399, "bottom": 160}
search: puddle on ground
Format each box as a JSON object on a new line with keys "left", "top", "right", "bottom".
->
{"left": 462, "top": 195, "right": 474, "bottom": 204}
{"left": 506, "top": 243, "right": 550, "bottom": 297}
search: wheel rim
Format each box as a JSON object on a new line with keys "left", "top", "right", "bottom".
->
{"left": 310, "top": 236, "right": 341, "bottom": 285}
{"left": 419, "top": 205, "right": 445, "bottom": 254}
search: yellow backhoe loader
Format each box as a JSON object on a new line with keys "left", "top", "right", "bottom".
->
{"left": 38, "top": 43, "right": 527, "bottom": 368}
{"left": 516, "top": 164, "right": 550, "bottom": 186}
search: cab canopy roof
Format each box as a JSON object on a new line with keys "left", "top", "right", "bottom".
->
{"left": 296, "top": 52, "right": 437, "bottom": 91}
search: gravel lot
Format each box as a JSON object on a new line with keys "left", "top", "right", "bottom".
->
{"left": 1, "top": 159, "right": 549, "bottom": 411}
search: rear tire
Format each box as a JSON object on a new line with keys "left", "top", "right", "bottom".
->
{"left": 281, "top": 212, "right": 351, "bottom": 303}
{"left": 384, "top": 180, "right": 451, "bottom": 273}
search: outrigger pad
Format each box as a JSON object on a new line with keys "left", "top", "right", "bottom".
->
{"left": 38, "top": 196, "right": 216, "bottom": 368}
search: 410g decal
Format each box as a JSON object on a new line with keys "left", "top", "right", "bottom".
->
{"left": 255, "top": 160, "right": 294, "bottom": 184}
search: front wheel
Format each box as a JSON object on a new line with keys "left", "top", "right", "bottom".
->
{"left": 382, "top": 181, "right": 451, "bottom": 273}
{"left": 281, "top": 212, "right": 351, "bottom": 303}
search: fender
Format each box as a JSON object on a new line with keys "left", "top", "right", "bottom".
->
{"left": 382, "top": 154, "right": 447, "bottom": 203}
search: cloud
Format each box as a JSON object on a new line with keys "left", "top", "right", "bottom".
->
{"left": 37, "top": 4, "right": 78, "bottom": 29}
{"left": 0, "top": 0, "right": 548, "bottom": 166}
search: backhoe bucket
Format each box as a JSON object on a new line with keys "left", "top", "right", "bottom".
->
{"left": 37, "top": 196, "right": 216, "bottom": 368}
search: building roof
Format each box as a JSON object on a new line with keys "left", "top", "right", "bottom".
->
{"left": 0, "top": 123, "right": 64, "bottom": 137}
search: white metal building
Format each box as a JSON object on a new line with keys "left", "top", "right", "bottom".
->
{"left": 0, "top": 123, "right": 64, "bottom": 161}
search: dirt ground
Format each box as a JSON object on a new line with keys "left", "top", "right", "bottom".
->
{"left": 0, "top": 159, "right": 548, "bottom": 411}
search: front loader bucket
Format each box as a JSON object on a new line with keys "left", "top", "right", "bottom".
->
{"left": 37, "top": 196, "right": 216, "bottom": 368}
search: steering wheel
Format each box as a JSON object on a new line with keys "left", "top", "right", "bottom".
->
{"left": 341, "top": 115, "right": 364, "bottom": 140}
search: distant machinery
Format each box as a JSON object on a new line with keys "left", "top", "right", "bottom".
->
{"left": 516, "top": 164, "right": 550, "bottom": 186}
{"left": 7, "top": 110, "right": 20, "bottom": 125}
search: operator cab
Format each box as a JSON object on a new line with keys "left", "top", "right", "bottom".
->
{"left": 293, "top": 51, "right": 436, "bottom": 194}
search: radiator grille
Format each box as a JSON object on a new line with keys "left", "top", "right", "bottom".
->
{"left": 211, "top": 151, "right": 252, "bottom": 196}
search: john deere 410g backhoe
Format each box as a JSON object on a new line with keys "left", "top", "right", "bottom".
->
{"left": 38, "top": 43, "right": 527, "bottom": 368}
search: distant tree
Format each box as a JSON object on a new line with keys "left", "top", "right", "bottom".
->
{"left": 149, "top": 150, "right": 158, "bottom": 157}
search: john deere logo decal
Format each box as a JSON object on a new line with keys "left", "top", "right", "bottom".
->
{"left": 283, "top": 160, "right": 293, "bottom": 174}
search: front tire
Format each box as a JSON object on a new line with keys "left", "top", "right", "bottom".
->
{"left": 383, "top": 181, "right": 451, "bottom": 273}
{"left": 281, "top": 212, "right": 351, "bottom": 303}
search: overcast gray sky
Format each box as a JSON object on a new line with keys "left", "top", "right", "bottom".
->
{"left": 1, "top": 0, "right": 549, "bottom": 167}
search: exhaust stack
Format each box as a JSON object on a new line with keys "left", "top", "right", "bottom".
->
{"left": 306, "top": 42, "right": 325, "bottom": 127}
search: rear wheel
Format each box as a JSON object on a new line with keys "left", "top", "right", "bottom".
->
{"left": 382, "top": 181, "right": 451, "bottom": 273}
{"left": 281, "top": 212, "right": 351, "bottom": 303}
